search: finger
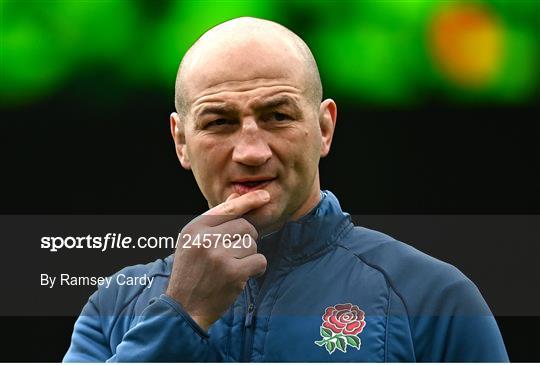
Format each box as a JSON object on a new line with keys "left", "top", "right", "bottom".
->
{"left": 234, "top": 253, "right": 267, "bottom": 280}
{"left": 225, "top": 193, "right": 240, "bottom": 202}
{"left": 179, "top": 223, "right": 257, "bottom": 258}
{"left": 209, "top": 219, "right": 257, "bottom": 258}
{"left": 216, "top": 234, "right": 258, "bottom": 259}
{"left": 219, "top": 218, "right": 259, "bottom": 241}
{"left": 203, "top": 190, "right": 270, "bottom": 226}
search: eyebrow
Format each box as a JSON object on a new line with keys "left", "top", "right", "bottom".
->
{"left": 195, "top": 104, "right": 236, "bottom": 118}
{"left": 193, "top": 94, "right": 302, "bottom": 123}
{"left": 254, "top": 95, "right": 302, "bottom": 115}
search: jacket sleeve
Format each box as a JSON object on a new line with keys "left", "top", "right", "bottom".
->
{"left": 412, "top": 277, "right": 509, "bottom": 362}
{"left": 63, "top": 292, "right": 221, "bottom": 362}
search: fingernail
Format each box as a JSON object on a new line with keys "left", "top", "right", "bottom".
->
{"left": 258, "top": 190, "right": 270, "bottom": 201}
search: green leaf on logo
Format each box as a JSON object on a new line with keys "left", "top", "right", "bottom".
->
{"left": 336, "top": 337, "right": 347, "bottom": 352}
{"left": 326, "top": 341, "right": 336, "bottom": 354}
{"left": 346, "top": 335, "right": 361, "bottom": 349}
{"left": 314, "top": 340, "right": 326, "bottom": 347}
{"left": 320, "top": 327, "right": 332, "bottom": 338}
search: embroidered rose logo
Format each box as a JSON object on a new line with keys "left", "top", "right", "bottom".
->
{"left": 315, "top": 303, "right": 365, "bottom": 354}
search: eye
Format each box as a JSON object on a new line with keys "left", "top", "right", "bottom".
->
{"left": 207, "top": 118, "right": 236, "bottom": 127}
{"left": 270, "top": 112, "right": 290, "bottom": 122}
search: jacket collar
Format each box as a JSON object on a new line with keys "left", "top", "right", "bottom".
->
{"left": 258, "top": 190, "right": 352, "bottom": 264}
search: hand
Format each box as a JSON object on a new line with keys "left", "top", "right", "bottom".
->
{"left": 166, "top": 190, "right": 270, "bottom": 331}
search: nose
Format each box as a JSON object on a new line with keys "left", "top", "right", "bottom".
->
{"left": 232, "top": 118, "right": 272, "bottom": 166}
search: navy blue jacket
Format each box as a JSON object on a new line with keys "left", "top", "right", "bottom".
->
{"left": 64, "top": 191, "right": 508, "bottom": 362}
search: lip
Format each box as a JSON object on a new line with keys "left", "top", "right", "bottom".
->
{"left": 233, "top": 176, "right": 275, "bottom": 183}
{"left": 231, "top": 177, "right": 276, "bottom": 195}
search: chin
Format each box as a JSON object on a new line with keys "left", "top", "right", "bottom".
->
{"left": 243, "top": 204, "right": 283, "bottom": 235}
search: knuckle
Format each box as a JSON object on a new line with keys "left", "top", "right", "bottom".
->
{"left": 220, "top": 201, "right": 235, "bottom": 216}
{"left": 248, "top": 236, "right": 258, "bottom": 251}
{"left": 230, "top": 217, "right": 247, "bottom": 232}
{"left": 248, "top": 226, "right": 259, "bottom": 242}
{"left": 207, "top": 247, "right": 222, "bottom": 261}
{"left": 180, "top": 225, "right": 193, "bottom": 237}
{"left": 238, "top": 218, "right": 259, "bottom": 240}
{"left": 244, "top": 238, "right": 257, "bottom": 254}
{"left": 248, "top": 255, "right": 267, "bottom": 276}
{"left": 180, "top": 223, "right": 199, "bottom": 239}
{"left": 256, "top": 254, "right": 268, "bottom": 270}
{"left": 209, "top": 253, "right": 229, "bottom": 275}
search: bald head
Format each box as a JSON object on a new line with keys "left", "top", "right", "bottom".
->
{"left": 174, "top": 17, "right": 323, "bottom": 116}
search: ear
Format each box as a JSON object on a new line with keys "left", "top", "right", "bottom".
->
{"left": 318, "top": 99, "right": 337, "bottom": 157}
{"left": 170, "top": 112, "right": 191, "bottom": 170}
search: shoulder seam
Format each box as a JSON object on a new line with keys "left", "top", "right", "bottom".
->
{"left": 335, "top": 243, "right": 414, "bottom": 340}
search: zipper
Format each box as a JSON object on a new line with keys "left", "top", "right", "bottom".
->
{"left": 245, "top": 302, "right": 255, "bottom": 327}
{"left": 241, "top": 259, "right": 284, "bottom": 361}
{"left": 242, "top": 280, "right": 256, "bottom": 361}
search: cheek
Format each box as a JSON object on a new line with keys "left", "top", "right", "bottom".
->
{"left": 293, "top": 127, "right": 322, "bottom": 171}
{"left": 189, "top": 136, "right": 226, "bottom": 169}
{"left": 187, "top": 138, "right": 229, "bottom": 195}
{"left": 274, "top": 128, "right": 320, "bottom": 197}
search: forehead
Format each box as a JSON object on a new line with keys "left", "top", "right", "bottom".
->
{"left": 180, "top": 36, "right": 309, "bottom": 106}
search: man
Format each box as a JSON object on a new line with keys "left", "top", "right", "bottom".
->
{"left": 64, "top": 17, "right": 508, "bottom": 362}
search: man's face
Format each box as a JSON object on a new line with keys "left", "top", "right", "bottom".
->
{"left": 172, "top": 36, "right": 335, "bottom": 232}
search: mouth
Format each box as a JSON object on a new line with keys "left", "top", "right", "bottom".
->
{"left": 231, "top": 177, "right": 276, "bottom": 195}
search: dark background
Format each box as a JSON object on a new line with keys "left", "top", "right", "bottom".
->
{"left": 1, "top": 0, "right": 539, "bottom": 361}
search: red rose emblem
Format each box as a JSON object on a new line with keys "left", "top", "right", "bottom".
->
{"left": 315, "top": 303, "right": 365, "bottom": 354}
{"left": 322, "top": 303, "right": 366, "bottom": 335}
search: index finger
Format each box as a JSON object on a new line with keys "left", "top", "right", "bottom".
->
{"left": 204, "top": 190, "right": 270, "bottom": 226}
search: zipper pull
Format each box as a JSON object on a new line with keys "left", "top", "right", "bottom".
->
{"left": 245, "top": 303, "right": 255, "bottom": 327}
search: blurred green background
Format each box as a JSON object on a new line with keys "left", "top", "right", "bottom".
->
{"left": 1, "top": 0, "right": 538, "bottom": 106}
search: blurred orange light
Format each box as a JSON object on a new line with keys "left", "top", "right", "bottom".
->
{"left": 429, "top": 4, "right": 503, "bottom": 88}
